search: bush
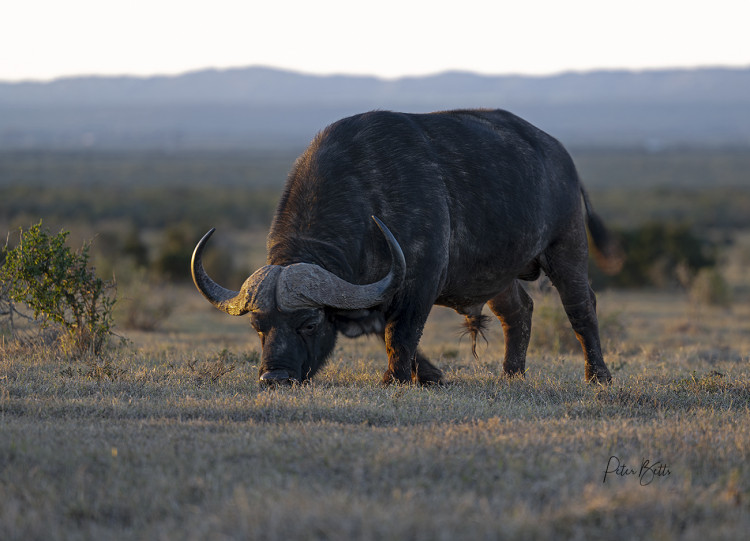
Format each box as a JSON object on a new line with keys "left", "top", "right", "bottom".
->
{"left": 153, "top": 224, "right": 196, "bottom": 282}
{"left": 118, "top": 270, "right": 176, "bottom": 331}
{"left": 0, "top": 221, "right": 117, "bottom": 355}
{"left": 153, "top": 223, "right": 238, "bottom": 284}
{"left": 590, "top": 222, "right": 717, "bottom": 289}
{"left": 0, "top": 279, "right": 14, "bottom": 340}
{"left": 689, "top": 268, "right": 731, "bottom": 308}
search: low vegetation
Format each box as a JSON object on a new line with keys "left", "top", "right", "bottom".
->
{"left": 1, "top": 222, "right": 117, "bottom": 355}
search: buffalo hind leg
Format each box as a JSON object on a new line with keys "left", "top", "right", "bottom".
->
{"left": 561, "top": 285, "right": 611, "bottom": 383}
{"left": 543, "top": 240, "right": 612, "bottom": 384}
{"left": 487, "top": 280, "right": 533, "bottom": 378}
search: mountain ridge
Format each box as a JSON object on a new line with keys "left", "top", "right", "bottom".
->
{"left": 2, "top": 65, "right": 749, "bottom": 149}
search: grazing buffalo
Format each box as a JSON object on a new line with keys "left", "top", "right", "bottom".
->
{"left": 191, "top": 109, "right": 621, "bottom": 386}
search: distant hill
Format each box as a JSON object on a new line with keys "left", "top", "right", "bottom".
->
{"left": 1, "top": 66, "right": 749, "bottom": 150}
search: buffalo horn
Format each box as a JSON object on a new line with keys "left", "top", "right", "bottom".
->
{"left": 191, "top": 228, "right": 253, "bottom": 316}
{"left": 276, "top": 216, "right": 406, "bottom": 311}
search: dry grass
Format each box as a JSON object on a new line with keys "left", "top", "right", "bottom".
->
{"left": 1, "top": 288, "right": 749, "bottom": 540}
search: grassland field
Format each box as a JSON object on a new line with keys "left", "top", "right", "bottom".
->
{"left": 2, "top": 284, "right": 749, "bottom": 540}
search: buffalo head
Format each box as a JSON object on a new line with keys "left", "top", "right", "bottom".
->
{"left": 191, "top": 216, "right": 405, "bottom": 386}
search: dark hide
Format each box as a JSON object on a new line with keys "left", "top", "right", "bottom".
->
{"left": 201, "top": 109, "right": 621, "bottom": 384}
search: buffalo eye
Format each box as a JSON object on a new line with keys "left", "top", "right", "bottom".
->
{"left": 299, "top": 321, "right": 319, "bottom": 335}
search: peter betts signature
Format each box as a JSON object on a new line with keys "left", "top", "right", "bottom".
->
{"left": 603, "top": 455, "right": 672, "bottom": 485}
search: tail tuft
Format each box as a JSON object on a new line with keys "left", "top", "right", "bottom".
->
{"left": 460, "top": 314, "right": 492, "bottom": 360}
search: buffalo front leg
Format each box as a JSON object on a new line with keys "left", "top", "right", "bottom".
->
{"left": 382, "top": 309, "right": 431, "bottom": 385}
{"left": 487, "top": 280, "right": 533, "bottom": 378}
{"left": 377, "top": 331, "right": 443, "bottom": 384}
{"left": 412, "top": 349, "right": 444, "bottom": 384}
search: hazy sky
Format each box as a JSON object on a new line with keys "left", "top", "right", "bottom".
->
{"left": 2, "top": 0, "right": 748, "bottom": 82}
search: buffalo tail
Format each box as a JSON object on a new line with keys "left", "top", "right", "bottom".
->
{"left": 582, "top": 188, "right": 624, "bottom": 275}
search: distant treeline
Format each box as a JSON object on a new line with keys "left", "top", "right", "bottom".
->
{"left": 2, "top": 148, "right": 750, "bottom": 231}
{"left": 0, "top": 148, "right": 300, "bottom": 188}
{"left": 2, "top": 180, "right": 281, "bottom": 232}
{"left": 0, "top": 149, "right": 299, "bottom": 233}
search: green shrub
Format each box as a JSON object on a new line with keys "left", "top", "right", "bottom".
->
{"left": 0, "top": 221, "right": 117, "bottom": 355}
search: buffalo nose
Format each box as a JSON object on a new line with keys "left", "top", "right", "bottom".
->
{"left": 259, "top": 369, "right": 295, "bottom": 386}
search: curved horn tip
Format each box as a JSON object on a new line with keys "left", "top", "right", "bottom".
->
{"left": 371, "top": 215, "right": 386, "bottom": 230}
{"left": 370, "top": 215, "right": 405, "bottom": 268}
{"left": 370, "top": 216, "right": 395, "bottom": 245}
{"left": 192, "top": 228, "right": 216, "bottom": 259}
{"left": 200, "top": 227, "right": 217, "bottom": 243}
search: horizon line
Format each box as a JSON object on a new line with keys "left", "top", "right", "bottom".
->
{"left": 2, "top": 63, "right": 750, "bottom": 85}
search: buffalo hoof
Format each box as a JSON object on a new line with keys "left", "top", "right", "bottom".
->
{"left": 381, "top": 369, "right": 412, "bottom": 386}
{"left": 413, "top": 357, "right": 444, "bottom": 385}
{"left": 413, "top": 367, "right": 444, "bottom": 386}
{"left": 502, "top": 360, "right": 526, "bottom": 379}
{"left": 586, "top": 366, "right": 612, "bottom": 385}
{"left": 259, "top": 370, "right": 299, "bottom": 387}
{"left": 503, "top": 365, "right": 526, "bottom": 380}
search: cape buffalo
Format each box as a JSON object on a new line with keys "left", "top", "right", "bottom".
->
{"left": 191, "top": 109, "right": 621, "bottom": 386}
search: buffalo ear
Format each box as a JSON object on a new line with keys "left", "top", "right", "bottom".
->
{"left": 332, "top": 310, "right": 386, "bottom": 338}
